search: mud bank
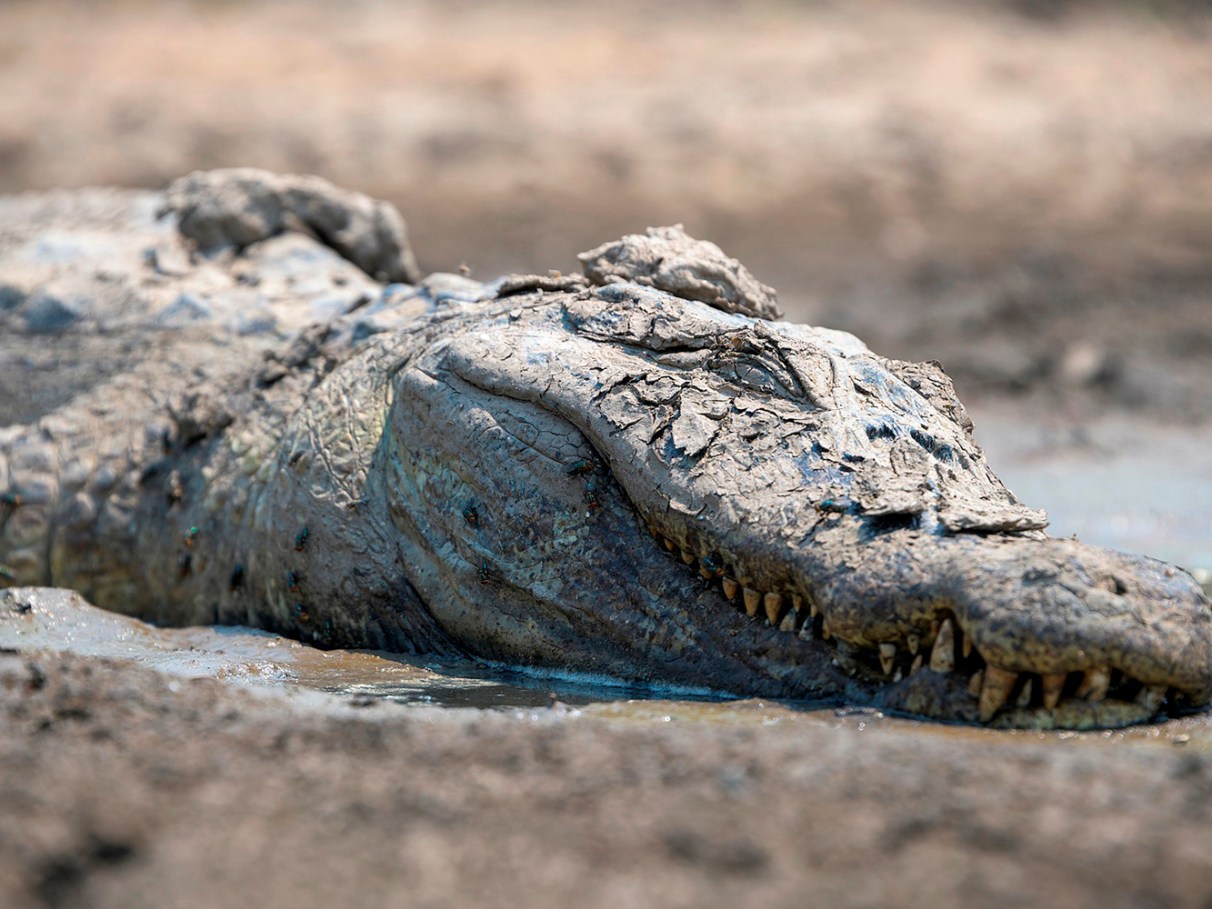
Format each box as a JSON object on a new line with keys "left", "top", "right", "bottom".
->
{"left": 3, "top": 588, "right": 1212, "bottom": 909}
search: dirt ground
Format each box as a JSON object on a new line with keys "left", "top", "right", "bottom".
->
{"left": 3, "top": 1, "right": 1212, "bottom": 906}
{"left": 5, "top": 590, "right": 1212, "bottom": 909}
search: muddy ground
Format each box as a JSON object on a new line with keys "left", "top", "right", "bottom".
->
{"left": 8, "top": 647, "right": 1212, "bottom": 909}
{"left": 5, "top": 589, "right": 1212, "bottom": 909}
{"left": 2, "top": 0, "right": 1212, "bottom": 906}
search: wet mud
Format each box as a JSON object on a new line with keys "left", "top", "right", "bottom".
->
{"left": 975, "top": 406, "right": 1212, "bottom": 580}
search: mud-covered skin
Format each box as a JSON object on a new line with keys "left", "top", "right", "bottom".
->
{"left": 577, "top": 225, "right": 782, "bottom": 320}
{"left": 164, "top": 167, "right": 422, "bottom": 285}
{"left": 1, "top": 169, "right": 1210, "bottom": 729}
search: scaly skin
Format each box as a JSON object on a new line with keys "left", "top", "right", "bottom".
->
{"left": 1, "top": 169, "right": 1209, "bottom": 728}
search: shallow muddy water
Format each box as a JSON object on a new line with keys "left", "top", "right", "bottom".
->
{"left": 0, "top": 586, "right": 732, "bottom": 711}
{"left": 5, "top": 585, "right": 1212, "bottom": 750}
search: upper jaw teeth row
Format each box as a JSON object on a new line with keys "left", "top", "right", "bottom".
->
{"left": 659, "top": 535, "right": 1170, "bottom": 723}
{"left": 659, "top": 535, "right": 822, "bottom": 636}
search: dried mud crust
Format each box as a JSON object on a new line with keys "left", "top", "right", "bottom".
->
{"left": 164, "top": 168, "right": 421, "bottom": 284}
{"left": 2, "top": 648, "right": 1212, "bottom": 909}
{"left": 0, "top": 0, "right": 1209, "bottom": 419}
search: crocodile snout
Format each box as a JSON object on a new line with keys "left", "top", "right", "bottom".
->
{"left": 821, "top": 535, "right": 1212, "bottom": 728}
{"left": 947, "top": 540, "right": 1212, "bottom": 723}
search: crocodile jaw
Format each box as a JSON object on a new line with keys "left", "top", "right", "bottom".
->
{"left": 426, "top": 291, "right": 1212, "bottom": 727}
{"left": 633, "top": 513, "right": 1212, "bottom": 729}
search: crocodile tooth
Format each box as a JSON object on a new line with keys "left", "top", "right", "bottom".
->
{"left": 743, "top": 587, "right": 761, "bottom": 617}
{"left": 663, "top": 537, "right": 676, "bottom": 552}
{"left": 699, "top": 564, "right": 714, "bottom": 580}
{"left": 1041, "top": 673, "right": 1066, "bottom": 710}
{"left": 681, "top": 549, "right": 697, "bottom": 566}
{"left": 792, "top": 594, "right": 804, "bottom": 614}
{"left": 1016, "top": 677, "right": 1034, "bottom": 708}
{"left": 879, "top": 642, "right": 896, "bottom": 675}
{"left": 1076, "top": 667, "right": 1111, "bottom": 702}
{"left": 929, "top": 619, "right": 956, "bottom": 673}
{"left": 910, "top": 654, "right": 923, "bottom": 675}
{"left": 893, "top": 668, "right": 903, "bottom": 683}
{"left": 906, "top": 633, "right": 920, "bottom": 656}
{"left": 968, "top": 669, "right": 984, "bottom": 696}
{"left": 979, "top": 666, "right": 1019, "bottom": 722}
{"left": 779, "top": 610, "right": 797, "bottom": 633}
{"left": 763, "top": 592, "right": 785, "bottom": 625}
{"left": 1137, "top": 684, "right": 1166, "bottom": 713}
{"left": 722, "top": 578, "right": 739, "bottom": 602}
{"left": 821, "top": 619, "right": 832, "bottom": 641}
{"left": 962, "top": 637, "right": 973, "bottom": 660}
{"left": 810, "top": 601, "right": 820, "bottom": 619}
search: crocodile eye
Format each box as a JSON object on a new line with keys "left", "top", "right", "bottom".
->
{"left": 732, "top": 359, "right": 784, "bottom": 395}
{"left": 724, "top": 354, "right": 805, "bottom": 401}
{"left": 704, "top": 331, "right": 814, "bottom": 402}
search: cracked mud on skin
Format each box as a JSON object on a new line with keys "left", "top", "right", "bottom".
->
{"left": 1, "top": 168, "right": 1210, "bottom": 730}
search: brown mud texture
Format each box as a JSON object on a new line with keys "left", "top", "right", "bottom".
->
{"left": 2, "top": 1, "right": 1212, "bottom": 907}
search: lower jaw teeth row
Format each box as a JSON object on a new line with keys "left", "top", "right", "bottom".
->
{"left": 912, "top": 620, "right": 1170, "bottom": 720}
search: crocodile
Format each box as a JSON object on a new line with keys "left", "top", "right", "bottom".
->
{"left": 1, "top": 168, "right": 1209, "bottom": 729}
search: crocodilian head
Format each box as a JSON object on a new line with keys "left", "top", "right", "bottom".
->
{"left": 381, "top": 230, "right": 1212, "bottom": 729}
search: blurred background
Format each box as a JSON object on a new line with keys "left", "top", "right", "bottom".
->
{"left": 2, "top": 0, "right": 1211, "bottom": 568}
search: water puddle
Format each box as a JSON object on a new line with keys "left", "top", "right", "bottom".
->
{"left": 330, "top": 660, "right": 731, "bottom": 711}
{"left": 0, "top": 587, "right": 729, "bottom": 711}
